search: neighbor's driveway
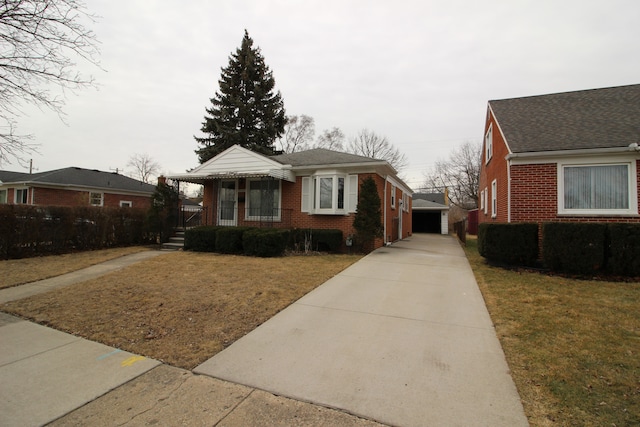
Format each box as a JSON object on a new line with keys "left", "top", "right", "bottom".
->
{"left": 195, "top": 234, "right": 528, "bottom": 427}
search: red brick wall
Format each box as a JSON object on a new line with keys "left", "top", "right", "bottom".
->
{"left": 2, "top": 186, "right": 151, "bottom": 208}
{"left": 201, "top": 173, "right": 394, "bottom": 250}
{"left": 478, "top": 109, "right": 509, "bottom": 224}
{"left": 511, "top": 161, "right": 640, "bottom": 225}
{"left": 39, "top": 187, "right": 152, "bottom": 208}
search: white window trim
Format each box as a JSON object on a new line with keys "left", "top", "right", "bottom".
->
{"left": 245, "top": 178, "right": 282, "bottom": 221}
{"left": 90, "top": 192, "right": 104, "bottom": 207}
{"left": 14, "top": 187, "right": 28, "bottom": 204}
{"left": 0, "top": 189, "right": 6, "bottom": 204}
{"left": 303, "top": 173, "right": 356, "bottom": 215}
{"left": 485, "top": 124, "right": 493, "bottom": 164}
{"left": 557, "top": 159, "right": 638, "bottom": 216}
{"left": 483, "top": 187, "right": 488, "bottom": 215}
{"left": 390, "top": 185, "right": 396, "bottom": 209}
{"left": 480, "top": 189, "right": 485, "bottom": 210}
{"left": 491, "top": 180, "right": 497, "bottom": 218}
{"left": 119, "top": 200, "right": 132, "bottom": 207}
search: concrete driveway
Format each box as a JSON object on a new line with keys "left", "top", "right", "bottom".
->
{"left": 195, "top": 234, "right": 529, "bottom": 426}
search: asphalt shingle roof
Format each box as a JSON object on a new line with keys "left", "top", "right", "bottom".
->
{"left": 489, "top": 84, "right": 640, "bottom": 153}
{"left": 270, "top": 148, "right": 383, "bottom": 167}
{"left": 0, "top": 167, "right": 156, "bottom": 194}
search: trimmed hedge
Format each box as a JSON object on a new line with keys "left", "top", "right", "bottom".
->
{"left": 0, "top": 204, "right": 152, "bottom": 259}
{"left": 607, "top": 223, "right": 640, "bottom": 276}
{"left": 290, "top": 228, "right": 343, "bottom": 252}
{"left": 477, "top": 223, "right": 539, "bottom": 266}
{"left": 243, "top": 228, "right": 290, "bottom": 257}
{"left": 215, "top": 227, "right": 255, "bottom": 254}
{"left": 542, "top": 222, "right": 608, "bottom": 275}
{"left": 184, "top": 226, "right": 221, "bottom": 252}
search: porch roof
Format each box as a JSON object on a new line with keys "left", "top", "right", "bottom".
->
{"left": 167, "top": 169, "right": 295, "bottom": 184}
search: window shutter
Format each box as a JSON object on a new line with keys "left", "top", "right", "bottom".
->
{"left": 347, "top": 174, "right": 358, "bottom": 213}
{"left": 301, "top": 176, "right": 311, "bottom": 212}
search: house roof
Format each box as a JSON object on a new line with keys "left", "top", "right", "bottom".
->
{"left": 169, "top": 145, "right": 413, "bottom": 194}
{"left": 413, "top": 192, "right": 446, "bottom": 205}
{"left": 0, "top": 167, "right": 156, "bottom": 194}
{"left": 270, "top": 148, "right": 385, "bottom": 168}
{"left": 412, "top": 198, "right": 449, "bottom": 210}
{"left": 489, "top": 84, "right": 640, "bottom": 153}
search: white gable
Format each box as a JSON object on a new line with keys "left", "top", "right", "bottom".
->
{"left": 172, "top": 145, "right": 295, "bottom": 182}
{"left": 191, "top": 145, "right": 283, "bottom": 174}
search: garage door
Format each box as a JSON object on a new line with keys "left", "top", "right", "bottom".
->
{"left": 412, "top": 211, "right": 441, "bottom": 233}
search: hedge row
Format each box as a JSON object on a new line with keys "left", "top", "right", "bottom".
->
{"left": 477, "top": 223, "right": 539, "bottom": 267}
{"left": 478, "top": 222, "right": 640, "bottom": 276}
{"left": 184, "top": 226, "right": 344, "bottom": 257}
{"left": 0, "top": 205, "right": 154, "bottom": 259}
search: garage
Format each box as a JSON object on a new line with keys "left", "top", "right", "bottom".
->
{"left": 412, "top": 194, "right": 449, "bottom": 235}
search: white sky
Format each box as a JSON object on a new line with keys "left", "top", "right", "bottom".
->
{"left": 12, "top": 0, "right": 640, "bottom": 191}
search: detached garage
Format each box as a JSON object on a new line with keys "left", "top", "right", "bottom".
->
{"left": 412, "top": 193, "right": 449, "bottom": 234}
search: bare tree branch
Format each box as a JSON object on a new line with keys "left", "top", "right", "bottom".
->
{"left": 278, "top": 114, "right": 315, "bottom": 153}
{"left": 127, "top": 153, "right": 161, "bottom": 184}
{"left": 347, "top": 128, "right": 408, "bottom": 172}
{"left": 314, "top": 127, "right": 345, "bottom": 151}
{"left": 423, "top": 141, "right": 481, "bottom": 209}
{"left": 0, "top": 0, "right": 101, "bottom": 166}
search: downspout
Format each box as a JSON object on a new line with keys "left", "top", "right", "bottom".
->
{"left": 507, "top": 159, "right": 511, "bottom": 223}
{"left": 383, "top": 177, "right": 388, "bottom": 245}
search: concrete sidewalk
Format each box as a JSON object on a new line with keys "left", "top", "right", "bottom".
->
{"left": 0, "top": 312, "right": 160, "bottom": 427}
{"left": 195, "top": 234, "right": 529, "bottom": 426}
{"left": 0, "top": 250, "right": 164, "bottom": 304}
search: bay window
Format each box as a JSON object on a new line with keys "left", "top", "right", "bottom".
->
{"left": 302, "top": 174, "right": 357, "bottom": 214}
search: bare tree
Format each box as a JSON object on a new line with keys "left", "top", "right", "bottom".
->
{"left": 314, "top": 127, "right": 345, "bottom": 151}
{"left": 423, "top": 141, "right": 481, "bottom": 209}
{"left": 128, "top": 153, "right": 161, "bottom": 184}
{"left": 347, "top": 128, "right": 408, "bottom": 172}
{"left": 0, "top": 0, "right": 100, "bottom": 166}
{"left": 278, "top": 114, "right": 315, "bottom": 153}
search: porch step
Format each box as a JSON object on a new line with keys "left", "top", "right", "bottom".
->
{"left": 161, "top": 230, "right": 185, "bottom": 251}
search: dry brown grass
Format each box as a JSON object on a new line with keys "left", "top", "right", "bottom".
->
{"left": 1, "top": 251, "right": 361, "bottom": 369}
{"left": 0, "top": 247, "right": 150, "bottom": 289}
{"left": 464, "top": 236, "right": 640, "bottom": 427}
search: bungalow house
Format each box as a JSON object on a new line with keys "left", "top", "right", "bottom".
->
{"left": 167, "top": 145, "right": 413, "bottom": 250}
{"left": 0, "top": 167, "right": 157, "bottom": 209}
{"left": 479, "top": 84, "right": 640, "bottom": 230}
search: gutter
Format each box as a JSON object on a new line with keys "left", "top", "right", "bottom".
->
{"left": 506, "top": 145, "right": 640, "bottom": 161}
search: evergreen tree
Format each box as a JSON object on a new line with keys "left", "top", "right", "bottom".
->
{"left": 353, "top": 176, "right": 383, "bottom": 251}
{"left": 195, "top": 30, "right": 286, "bottom": 163}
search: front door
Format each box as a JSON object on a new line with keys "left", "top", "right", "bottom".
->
{"left": 218, "top": 180, "right": 237, "bottom": 226}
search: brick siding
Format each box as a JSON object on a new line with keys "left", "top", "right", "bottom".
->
{"left": 200, "top": 172, "right": 409, "bottom": 250}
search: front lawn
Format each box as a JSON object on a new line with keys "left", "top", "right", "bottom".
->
{"left": 1, "top": 252, "right": 361, "bottom": 369}
{"left": 464, "top": 236, "right": 639, "bottom": 426}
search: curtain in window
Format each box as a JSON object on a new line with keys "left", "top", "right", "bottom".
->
{"left": 249, "top": 179, "right": 279, "bottom": 217}
{"left": 564, "top": 165, "right": 628, "bottom": 209}
{"left": 319, "top": 178, "right": 333, "bottom": 209}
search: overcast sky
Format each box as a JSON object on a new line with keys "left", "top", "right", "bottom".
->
{"left": 12, "top": 0, "right": 640, "bottom": 191}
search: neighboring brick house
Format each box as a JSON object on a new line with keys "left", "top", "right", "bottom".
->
{"left": 479, "top": 84, "right": 640, "bottom": 232}
{"left": 0, "top": 167, "right": 157, "bottom": 209}
{"left": 167, "top": 145, "right": 413, "bottom": 250}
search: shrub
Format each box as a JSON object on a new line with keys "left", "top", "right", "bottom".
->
{"left": 289, "top": 228, "right": 344, "bottom": 253}
{"left": 0, "top": 205, "right": 151, "bottom": 259}
{"left": 184, "top": 226, "right": 221, "bottom": 252}
{"left": 216, "top": 227, "right": 255, "bottom": 254}
{"left": 477, "top": 223, "right": 539, "bottom": 266}
{"left": 607, "top": 223, "right": 640, "bottom": 276}
{"left": 542, "top": 222, "right": 607, "bottom": 274}
{"left": 243, "top": 228, "right": 290, "bottom": 257}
